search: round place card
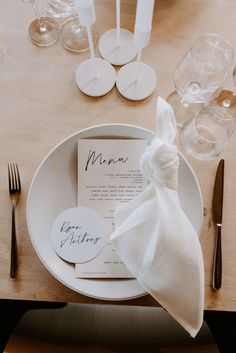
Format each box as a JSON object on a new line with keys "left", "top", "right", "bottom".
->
{"left": 51, "top": 207, "right": 107, "bottom": 264}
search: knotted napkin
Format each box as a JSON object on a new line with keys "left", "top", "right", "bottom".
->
{"left": 110, "top": 97, "right": 204, "bottom": 337}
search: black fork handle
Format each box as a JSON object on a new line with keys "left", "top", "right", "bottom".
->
{"left": 10, "top": 205, "right": 17, "bottom": 279}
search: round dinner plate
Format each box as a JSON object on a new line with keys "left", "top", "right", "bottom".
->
{"left": 27, "top": 124, "right": 203, "bottom": 301}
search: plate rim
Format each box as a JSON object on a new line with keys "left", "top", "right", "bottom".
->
{"left": 26, "top": 123, "right": 203, "bottom": 301}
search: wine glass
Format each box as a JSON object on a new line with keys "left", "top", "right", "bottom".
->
{"left": 48, "top": 0, "right": 98, "bottom": 53}
{"left": 44, "top": 0, "right": 98, "bottom": 52}
{"left": 167, "top": 33, "right": 234, "bottom": 127}
{"left": 44, "top": 0, "right": 75, "bottom": 19}
{"left": 22, "top": 0, "right": 59, "bottom": 47}
{"left": 179, "top": 105, "right": 235, "bottom": 160}
{"left": 212, "top": 64, "right": 236, "bottom": 115}
{"left": 60, "top": 12, "right": 98, "bottom": 53}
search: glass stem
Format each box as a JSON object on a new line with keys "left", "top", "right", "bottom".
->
{"left": 30, "top": 0, "right": 46, "bottom": 30}
{"left": 30, "top": 0, "right": 41, "bottom": 21}
{"left": 72, "top": 12, "right": 81, "bottom": 30}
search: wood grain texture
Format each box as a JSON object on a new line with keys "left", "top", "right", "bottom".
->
{"left": 1, "top": 0, "right": 236, "bottom": 310}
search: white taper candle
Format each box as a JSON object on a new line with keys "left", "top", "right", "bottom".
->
{"left": 135, "top": 0, "right": 154, "bottom": 33}
{"left": 116, "top": 0, "right": 121, "bottom": 46}
{"left": 75, "top": 0, "right": 97, "bottom": 77}
{"left": 75, "top": 0, "right": 96, "bottom": 26}
{"left": 134, "top": 0, "right": 155, "bottom": 48}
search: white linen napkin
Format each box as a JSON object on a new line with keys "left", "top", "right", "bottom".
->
{"left": 110, "top": 97, "right": 204, "bottom": 337}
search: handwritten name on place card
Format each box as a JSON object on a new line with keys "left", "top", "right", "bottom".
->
{"left": 51, "top": 207, "right": 106, "bottom": 263}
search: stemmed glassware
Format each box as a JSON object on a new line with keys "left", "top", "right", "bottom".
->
{"left": 60, "top": 11, "right": 98, "bottom": 53}
{"left": 44, "top": 0, "right": 75, "bottom": 19}
{"left": 167, "top": 33, "right": 234, "bottom": 127}
{"left": 22, "top": 0, "right": 59, "bottom": 47}
{"left": 45, "top": 0, "right": 98, "bottom": 53}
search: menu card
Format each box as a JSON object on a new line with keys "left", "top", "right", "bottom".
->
{"left": 75, "top": 138, "right": 148, "bottom": 278}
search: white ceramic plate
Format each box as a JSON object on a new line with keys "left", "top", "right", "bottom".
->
{"left": 27, "top": 124, "right": 203, "bottom": 301}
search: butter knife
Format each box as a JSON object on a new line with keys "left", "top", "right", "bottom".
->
{"left": 212, "top": 159, "right": 224, "bottom": 290}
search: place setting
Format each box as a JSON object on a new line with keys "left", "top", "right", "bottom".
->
{"left": 24, "top": 81, "right": 236, "bottom": 339}
{"left": 10, "top": 0, "right": 232, "bottom": 340}
{"left": 25, "top": 96, "right": 206, "bottom": 337}
{"left": 5, "top": 1, "right": 236, "bottom": 351}
{"left": 11, "top": 0, "right": 236, "bottom": 341}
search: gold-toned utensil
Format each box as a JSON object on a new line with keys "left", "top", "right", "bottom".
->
{"left": 8, "top": 163, "right": 21, "bottom": 279}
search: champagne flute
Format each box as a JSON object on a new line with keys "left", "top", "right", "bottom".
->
{"left": 22, "top": 0, "right": 59, "bottom": 47}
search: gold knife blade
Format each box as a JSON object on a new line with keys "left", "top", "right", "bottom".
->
{"left": 212, "top": 159, "right": 224, "bottom": 290}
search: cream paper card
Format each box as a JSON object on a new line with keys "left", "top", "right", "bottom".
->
{"left": 75, "top": 138, "right": 148, "bottom": 278}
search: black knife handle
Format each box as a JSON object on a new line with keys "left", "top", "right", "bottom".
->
{"left": 213, "top": 225, "right": 222, "bottom": 290}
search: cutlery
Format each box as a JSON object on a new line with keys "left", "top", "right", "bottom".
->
{"left": 212, "top": 159, "right": 224, "bottom": 290}
{"left": 8, "top": 163, "right": 21, "bottom": 279}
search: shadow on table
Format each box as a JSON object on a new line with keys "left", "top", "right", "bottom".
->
{"left": 204, "top": 310, "right": 236, "bottom": 352}
{"left": 0, "top": 299, "right": 66, "bottom": 352}
{"left": 0, "top": 300, "right": 226, "bottom": 352}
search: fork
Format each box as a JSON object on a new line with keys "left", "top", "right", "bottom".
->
{"left": 8, "top": 163, "right": 21, "bottom": 279}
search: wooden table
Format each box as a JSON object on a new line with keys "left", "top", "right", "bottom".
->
{"left": 1, "top": 0, "right": 236, "bottom": 311}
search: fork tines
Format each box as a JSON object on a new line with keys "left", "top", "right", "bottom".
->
{"left": 8, "top": 163, "right": 21, "bottom": 193}
{"left": 8, "top": 163, "right": 21, "bottom": 279}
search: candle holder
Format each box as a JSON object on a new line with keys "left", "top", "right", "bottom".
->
{"left": 116, "top": 0, "right": 156, "bottom": 100}
{"left": 75, "top": 57, "right": 116, "bottom": 97}
{"left": 116, "top": 48, "right": 156, "bottom": 100}
{"left": 75, "top": 0, "right": 116, "bottom": 97}
{"left": 98, "top": 0, "right": 137, "bottom": 66}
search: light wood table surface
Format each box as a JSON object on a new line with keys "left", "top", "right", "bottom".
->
{"left": 1, "top": 0, "right": 236, "bottom": 311}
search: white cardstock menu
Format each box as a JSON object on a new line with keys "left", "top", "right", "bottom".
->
{"left": 75, "top": 138, "right": 148, "bottom": 278}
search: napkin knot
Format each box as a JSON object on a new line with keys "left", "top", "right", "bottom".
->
{"left": 110, "top": 97, "right": 204, "bottom": 338}
{"left": 140, "top": 137, "right": 179, "bottom": 190}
